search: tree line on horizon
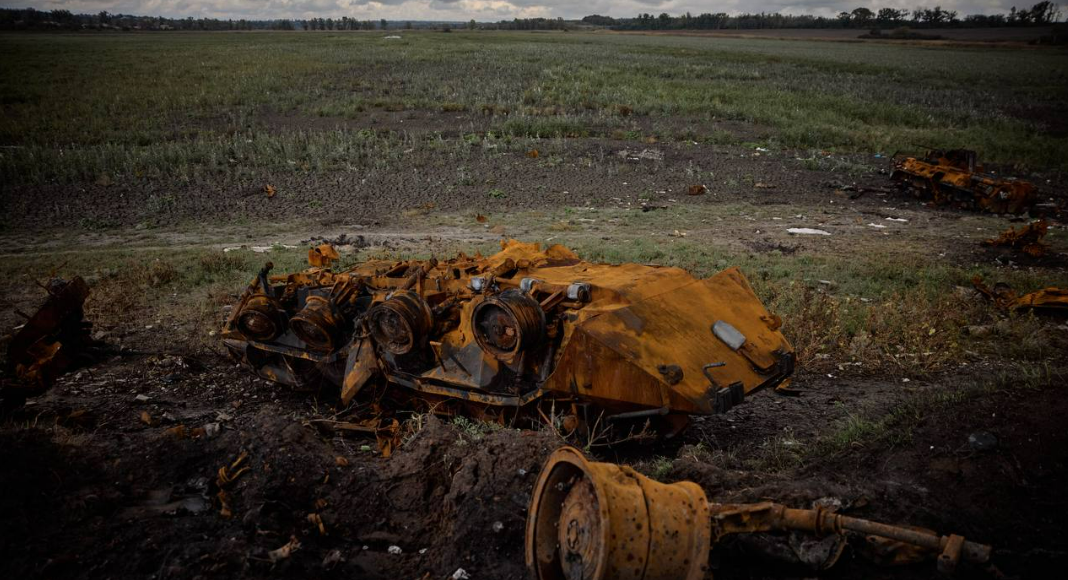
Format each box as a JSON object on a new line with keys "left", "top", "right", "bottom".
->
{"left": 588, "top": 2, "right": 1061, "bottom": 30}
{"left": 0, "top": 9, "right": 444, "bottom": 32}
{"left": 0, "top": 3, "right": 1060, "bottom": 33}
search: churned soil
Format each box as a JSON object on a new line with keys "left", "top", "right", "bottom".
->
{"left": 5, "top": 131, "right": 1064, "bottom": 234}
{"left": 1, "top": 353, "right": 1064, "bottom": 580}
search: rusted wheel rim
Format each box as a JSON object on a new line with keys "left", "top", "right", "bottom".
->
{"left": 558, "top": 477, "right": 603, "bottom": 580}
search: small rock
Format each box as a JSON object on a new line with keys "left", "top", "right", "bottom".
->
{"left": 134, "top": 394, "right": 151, "bottom": 402}
{"left": 388, "top": 545, "right": 402, "bottom": 555}
{"left": 322, "top": 549, "right": 343, "bottom": 568}
{"left": 452, "top": 569, "right": 471, "bottom": 580}
{"left": 203, "top": 423, "right": 221, "bottom": 438}
{"left": 492, "top": 521, "right": 504, "bottom": 533}
{"left": 968, "top": 432, "right": 998, "bottom": 452}
{"left": 963, "top": 325, "right": 993, "bottom": 338}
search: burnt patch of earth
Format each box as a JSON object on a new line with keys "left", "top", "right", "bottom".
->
{"left": 1, "top": 355, "right": 1064, "bottom": 580}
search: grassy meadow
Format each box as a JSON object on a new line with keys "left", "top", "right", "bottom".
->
{"left": 1, "top": 30, "right": 1067, "bottom": 185}
{"left": 1, "top": 30, "right": 1065, "bottom": 386}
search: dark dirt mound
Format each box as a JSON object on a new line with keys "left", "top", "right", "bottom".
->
{"left": 1, "top": 352, "right": 1065, "bottom": 580}
{"left": 663, "top": 382, "right": 1068, "bottom": 580}
{"left": 0, "top": 376, "right": 559, "bottom": 580}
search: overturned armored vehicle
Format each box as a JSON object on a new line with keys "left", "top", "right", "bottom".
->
{"left": 890, "top": 148, "right": 1036, "bottom": 214}
{"left": 222, "top": 241, "right": 793, "bottom": 433}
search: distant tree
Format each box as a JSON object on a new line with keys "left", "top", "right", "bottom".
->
{"left": 876, "top": 8, "right": 909, "bottom": 23}
{"left": 964, "top": 13, "right": 1007, "bottom": 26}
{"left": 404, "top": 21, "right": 412, "bottom": 29}
{"left": 581, "top": 14, "right": 618, "bottom": 26}
{"left": 380, "top": 18, "right": 388, "bottom": 30}
{"left": 468, "top": 19, "right": 476, "bottom": 30}
{"left": 919, "top": 6, "right": 948, "bottom": 23}
{"left": 851, "top": 7, "right": 875, "bottom": 25}
{"left": 1029, "top": 1, "right": 1060, "bottom": 23}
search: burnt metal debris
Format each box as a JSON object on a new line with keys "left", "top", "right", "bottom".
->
{"left": 982, "top": 219, "right": 1050, "bottom": 257}
{"left": 526, "top": 446, "right": 992, "bottom": 580}
{"left": 222, "top": 240, "right": 794, "bottom": 433}
{"left": 4, "top": 276, "right": 100, "bottom": 397}
{"left": 891, "top": 149, "right": 1036, "bottom": 214}
{"left": 972, "top": 276, "right": 1068, "bottom": 314}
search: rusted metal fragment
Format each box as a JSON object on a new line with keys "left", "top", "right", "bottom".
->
{"left": 859, "top": 526, "right": 940, "bottom": 566}
{"left": 526, "top": 446, "right": 710, "bottom": 580}
{"left": 526, "top": 446, "right": 992, "bottom": 580}
{"left": 308, "top": 243, "right": 340, "bottom": 268}
{"left": 306, "top": 416, "right": 401, "bottom": 457}
{"left": 5, "top": 277, "right": 99, "bottom": 394}
{"left": 982, "top": 220, "right": 1049, "bottom": 257}
{"left": 972, "top": 276, "right": 1068, "bottom": 314}
{"left": 890, "top": 149, "right": 1036, "bottom": 214}
{"left": 216, "top": 451, "right": 250, "bottom": 519}
{"left": 222, "top": 240, "right": 794, "bottom": 434}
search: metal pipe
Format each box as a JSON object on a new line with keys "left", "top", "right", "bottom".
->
{"left": 777, "top": 506, "right": 991, "bottom": 564}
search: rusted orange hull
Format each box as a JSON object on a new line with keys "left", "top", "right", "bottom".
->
{"left": 222, "top": 240, "right": 794, "bottom": 430}
{"left": 891, "top": 149, "right": 1036, "bottom": 214}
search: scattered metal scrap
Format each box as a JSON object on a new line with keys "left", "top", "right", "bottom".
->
{"left": 4, "top": 276, "right": 101, "bottom": 397}
{"left": 972, "top": 276, "right": 1068, "bottom": 314}
{"left": 982, "top": 219, "right": 1050, "bottom": 257}
{"left": 216, "top": 451, "right": 250, "bottom": 519}
{"left": 306, "top": 416, "right": 401, "bottom": 457}
{"left": 223, "top": 240, "right": 794, "bottom": 436}
{"left": 526, "top": 447, "right": 992, "bottom": 580}
{"left": 891, "top": 149, "right": 1036, "bottom": 214}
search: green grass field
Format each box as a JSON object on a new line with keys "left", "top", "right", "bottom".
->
{"left": 1, "top": 30, "right": 1066, "bottom": 381}
{"left": 2, "top": 31, "right": 1067, "bottom": 185}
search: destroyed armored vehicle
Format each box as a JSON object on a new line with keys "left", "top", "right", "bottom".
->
{"left": 891, "top": 148, "right": 1036, "bottom": 214}
{"left": 222, "top": 241, "right": 794, "bottom": 433}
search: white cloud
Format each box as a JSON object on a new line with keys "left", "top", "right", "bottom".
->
{"left": 1, "top": 0, "right": 1032, "bottom": 20}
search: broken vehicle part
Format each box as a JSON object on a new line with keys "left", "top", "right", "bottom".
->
{"left": 222, "top": 240, "right": 794, "bottom": 434}
{"left": 4, "top": 277, "right": 99, "bottom": 397}
{"left": 890, "top": 149, "right": 1036, "bottom": 214}
{"left": 982, "top": 220, "right": 1050, "bottom": 257}
{"left": 526, "top": 446, "right": 992, "bottom": 580}
{"left": 972, "top": 276, "right": 1068, "bottom": 314}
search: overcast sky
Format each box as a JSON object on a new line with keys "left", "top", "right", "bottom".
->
{"left": 0, "top": 1, "right": 1031, "bottom": 21}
